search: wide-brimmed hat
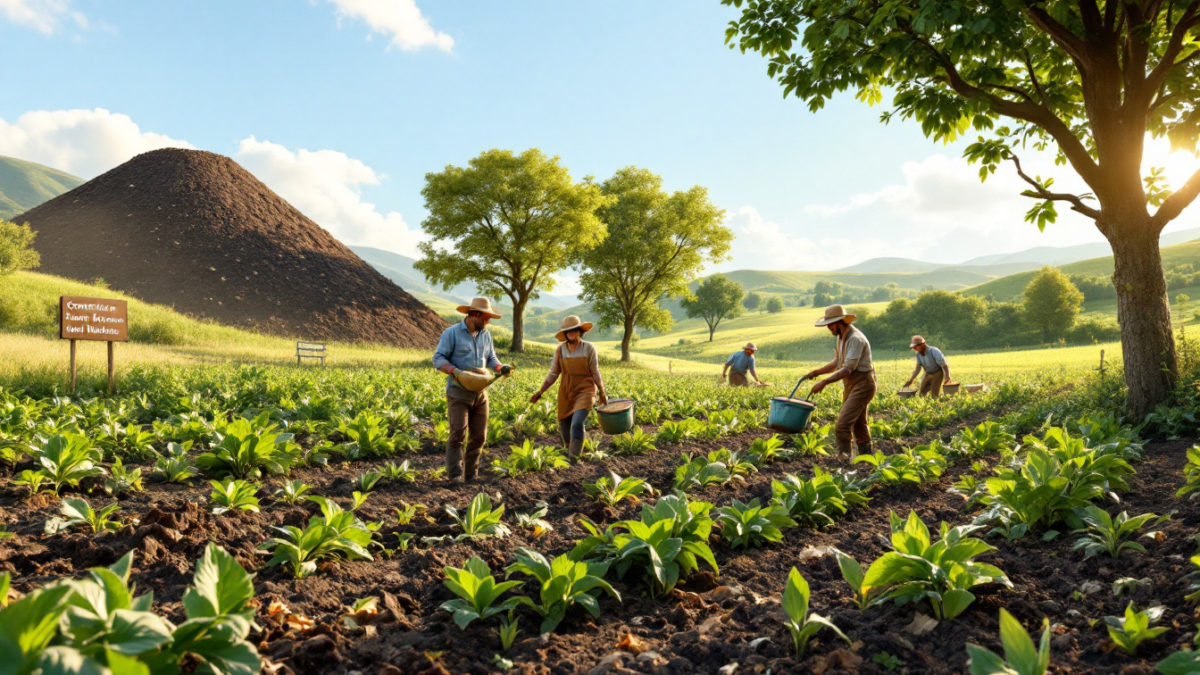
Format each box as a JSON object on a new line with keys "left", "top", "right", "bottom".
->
{"left": 555, "top": 315, "right": 594, "bottom": 342}
{"left": 456, "top": 297, "right": 502, "bottom": 319}
{"left": 910, "top": 335, "right": 926, "bottom": 348}
{"left": 743, "top": 342, "right": 757, "bottom": 352}
{"left": 814, "top": 304, "right": 856, "bottom": 326}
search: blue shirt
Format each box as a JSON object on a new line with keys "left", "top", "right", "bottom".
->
{"left": 433, "top": 321, "right": 501, "bottom": 392}
{"left": 915, "top": 345, "right": 946, "bottom": 373}
{"left": 725, "top": 351, "right": 755, "bottom": 374}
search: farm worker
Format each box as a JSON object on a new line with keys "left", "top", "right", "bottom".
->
{"left": 806, "top": 304, "right": 876, "bottom": 459}
{"left": 903, "top": 335, "right": 951, "bottom": 397}
{"left": 433, "top": 297, "right": 513, "bottom": 484}
{"left": 530, "top": 315, "right": 608, "bottom": 458}
{"left": 722, "top": 342, "right": 766, "bottom": 386}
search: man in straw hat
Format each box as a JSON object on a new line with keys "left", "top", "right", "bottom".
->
{"left": 805, "top": 304, "right": 876, "bottom": 459}
{"left": 721, "top": 343, "right": 766, "bottom": 387}
{"left": 903, "top": 335, "right": 951, "bottom": 398}
{"left": 530, "top": 315, "right": 608, "bottom": 457}
{"left": 433, "top": 297, "right": 514, "bottom": 484}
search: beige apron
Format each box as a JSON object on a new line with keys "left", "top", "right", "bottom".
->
{"left": 556, "top": 344, "right": 597, "bottom": 420}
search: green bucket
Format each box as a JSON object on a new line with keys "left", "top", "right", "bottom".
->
{"left": 595, "top": 399, "right": 635, "bottom": 435}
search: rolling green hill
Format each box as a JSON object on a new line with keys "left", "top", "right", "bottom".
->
{"left": 965, "top": 237, "right": 1200, "bottom": 301}
{"left": 0, "top": 155, "right": 83, "bottom": 220}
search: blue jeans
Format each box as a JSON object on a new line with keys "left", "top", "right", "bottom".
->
{"left": 558, "top": 409, "right": 589, "bottom": 444}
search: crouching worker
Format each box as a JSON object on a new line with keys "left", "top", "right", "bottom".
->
{"left": 433, "top": 297, "right": 513, "bottom": 484}
{"left": 806, "top": 304, "right": 876, "bottom": 459}
{"left": 530, "top": 315, "right": 607, "bottom": 458}
{"left": 903, "top": 335, "right": 951, "bottom": 397}
{"left": 722, "top": 342, "right": 766, "bottom": 386}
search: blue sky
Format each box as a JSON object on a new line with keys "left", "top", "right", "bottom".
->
{"left": 1, "top": 0, "right": 1197, "bottom": 288}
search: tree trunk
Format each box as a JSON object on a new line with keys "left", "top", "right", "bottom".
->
{"left": 707, "top": 320, "right": 716, "bottom": 342}
{"left": 510, "top": 296, "right": 528, "bottom": 353}
{"left": 1110, "top": 227, "right": 1178, "bottom": 418}
{"left": 621, "top": 315, "right": 635, "bottom": 362}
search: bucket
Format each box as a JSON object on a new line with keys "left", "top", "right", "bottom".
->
{"left": 596, "top": 399, "right": 635, "bottom": 435}
{"left": 942, "top": 381, "right": 961, "bottom": 395}
{"left": 897, "top": 389, "right": 917, "bottom": 399}
{"left": 768, "top": 397, "right": 816, "bottom": 433}
{"left": 963, "top": 383, "right": 985, "bottom": 394}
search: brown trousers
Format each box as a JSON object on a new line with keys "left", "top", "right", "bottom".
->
{"left": 919, "top": 370, "right": 944, "bottom": 397}
{"left": 446, "top": 391, "right": 488, "bottom": 478}
{"left": 728, "top": 371, "right": 749, "bottom": 387}
{"left": 836, "top": 370, "right": 876, "bottom": 456}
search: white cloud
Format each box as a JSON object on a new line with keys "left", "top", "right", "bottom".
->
{"left": 0, "top": 108, "right": 192, "bottom": 177}
{"left": 798, "top": 152, "right": 1105, "bottom": 264}
{"left": 712, "top": 205, "right": 901, "bottom": 273}
{"left": 0, "top": 0, "right": 86, "bottom": 34}
{"left": 235, "top": 136, "right": 426, "bottom": 256}
{"left": 326, "top": 0, "right": 453, "bottom": 52}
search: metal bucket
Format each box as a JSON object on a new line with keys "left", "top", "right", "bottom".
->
{"left": 596, "top": 399, "right": 635, "bottom": 435}
{"left": 768, "top": 397, "right": 816, "bottom": 433}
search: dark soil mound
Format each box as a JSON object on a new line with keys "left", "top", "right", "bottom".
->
{"left": 16, "top": 148, "right": 445, "bottom": 348}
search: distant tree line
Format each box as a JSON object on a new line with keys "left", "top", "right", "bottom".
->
{"left": 858, "top": 267, "right": 1118, "bottom": 350}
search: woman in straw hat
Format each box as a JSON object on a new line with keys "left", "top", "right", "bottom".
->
{"left": 804, "top": 304, "right": 876, "bottom": 459}
{"left": 721, "top": 342, "right": 766, "bottom": 387}
{"left": 530, "top": 315, "right": 608, "bottom": 458}
{"left": 433, "top": 297, "right": 513, "bottom": 483}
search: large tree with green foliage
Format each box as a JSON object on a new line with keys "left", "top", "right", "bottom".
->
{"left": 766, "top": 296, "right": 784, "bottom": 313}
{"left": 724, "top": 0, "right": 1200, "bottom": 416}
{"left": 1023, "top": 266, "right": 1085, "bottom": 340}
{"left": 578, "top": 167, "right": 730, "bottom": 361}
{"left": 416, "top": 149, "right": 607, "bottom": 352}
{"left": 0, "top": 220, "right": 39, "bottom": 275}
{"left": 682, "top": 274, "right": 745, "bottom": 342}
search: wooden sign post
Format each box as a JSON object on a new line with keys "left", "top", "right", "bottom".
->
{"left": 59, "top": 296, "right": 129, "bottom": 394}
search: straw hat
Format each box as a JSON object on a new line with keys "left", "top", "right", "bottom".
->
{"left": 910, "top": 335, "right": 926, "bottom": 348}
{"left": 743, "top": 342, "right": 757, "bottom": 352}
{"left": 814, "top": 304, "right": 856, "bottom": 326}
{"left": 456, "top": 297, "right": 502, "bottom": 319}
{"left": 555, "top": 315, "right": 594, "bottom": 342}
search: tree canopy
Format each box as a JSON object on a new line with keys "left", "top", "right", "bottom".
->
{"left": 723, "top": 0, "right": 1200, "bottom": 416}
{"left": 578, "top": 167, "right": 730, "bottom": 361}
{"left": 1023, "top": 266, "right": 1085, "bottom": 340}
{"left": 682, "top": 275, "right": 745, "bottom": 342}
{"left": 416, "top": 149, "right": 607, "bottom": 352}
{"left": 0, "top": 220, "right": 39, "bottom": 276}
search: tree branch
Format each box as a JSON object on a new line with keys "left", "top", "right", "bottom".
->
{"left": 1023, "top": 3, "right": 1092, "bottom": 65}
{"left": 1143, "top": 0, "right": 1200, "bottom": 99}
{"left": 1007, "top": 153, "right": 1103, "bottom": 221}
{"left": 1152, "top": 166, "right": 1200, "bottom": 229}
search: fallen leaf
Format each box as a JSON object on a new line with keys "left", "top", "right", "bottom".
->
{"left": 284, "top": 612, "right": 315, "bottom": 632}
{"left": 797, "top": 545, "right": 837, "bottom": 561}
{"left": 812, "top": 648, "right": 863, "bottom": 674}
{"left": 266, "top": 600, "right": 289, "bottom": 618}
{"left": 717, "top": 663, "right": 738, "bottom": 675}
{"left": 904, "top": 613, "right": 938, "bottom": 636}
{"left": 616, "top": 632, "right": 649, "bottom": 654}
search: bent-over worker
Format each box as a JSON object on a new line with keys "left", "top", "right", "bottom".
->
{"left": 722, "top": 342, "right": 765, "bottom": 386}
{"left": 530, "top": 315, "right": 608, "bottom": 458}
{"left": 805, "top": 304, "right": 876, "bottom": 459}
{"left": 903, "top": 335, "right": 951, "bottom": 397}
{"left": 432, "top": 297, "right": 513, "bottom": 484}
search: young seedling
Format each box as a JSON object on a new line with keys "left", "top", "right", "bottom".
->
{"left": 44, "top": 497, "right": 122, "bottom": 534}
{"left": 583, "top": 471, "right": 649, "bottom": 507}
{"left": 1104, "top": 603, "right": 1168, "bottom": 655}
{"left": 1072, "top": 505, "right": 1166, "bottom": 559}
{"left": 512, "top": 503, "right": 553, "bottom": 538}
{"left": 965, "top": 608, "right": 1050, "bottom": 675}
{"left": 209, "top": 479, "right": 262, "bottom": 515}
{"left": 104, "top": 458, "right": 144, "bottom": 497}
{"left": 714, "top": 498, "right": 796, "bottom": 549}
{"left": 154, "top": 441, "right": 198, "bottom": 483}
{"left": 505, "top": 547, "right": 621, "bottom": 634}
{"left": 446, "top": 493, "right": 511, "bottom": 540}
{"left": 273, "top": 479, "right": 313, "bottom": 505}
{"left": 439, "top": 556, "right": 522, "bottom": 630}
{"left": 782, "top": 567, "right": 849, "bottom": 656}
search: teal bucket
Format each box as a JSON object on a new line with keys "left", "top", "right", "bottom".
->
{"left": 767, "top": 397, "right": 816, "bottom": 433}
{"left": 596, "top": 399, "right": 635, "bottom": 435}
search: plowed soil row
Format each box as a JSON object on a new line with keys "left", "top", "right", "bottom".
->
{"left": 1, "top": 415, "right": 1196, "bottom": 674}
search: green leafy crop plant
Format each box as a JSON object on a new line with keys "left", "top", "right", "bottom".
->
{"left": 714, "top": 498, "right": 796, "bottom": 549}
{"left": 261, "top": 496, "right": 373, "bottom": 578}
{"left": 197, "top": 411, "right": 299, "bottom": 479}
{"left": 584, "top": 471, "right": 650, "bottom": 507}
{"left": 769, "top": 472, "right": 847, "bottom": 528}
{"left": 505, "top": 547, "right": 620, "bottom": 634}
{"left": 446, "top": 492, "right": 511, "bottom": 540}
{"left": 1071, "top": 505, "right": 1167, "bottom": 559}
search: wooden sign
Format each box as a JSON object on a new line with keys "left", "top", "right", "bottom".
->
{"left": 59, "top": 296, "right": 128, "bottom": 394}
{"left": 60, "top": 296, "right": 129, "bottom": 342}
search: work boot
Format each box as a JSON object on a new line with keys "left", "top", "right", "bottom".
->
{"left": 568, "top": 438, "right": 584, "bottom": 459}
{"left": 853, "top": 442, "right": 870, "bottom": 460}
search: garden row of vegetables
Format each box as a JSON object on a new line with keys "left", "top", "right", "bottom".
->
{"left": 0, "top": 362, "right": 1197, "bottom": 672}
